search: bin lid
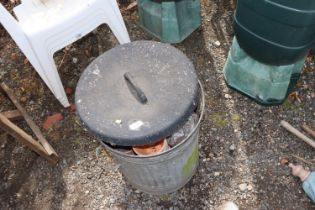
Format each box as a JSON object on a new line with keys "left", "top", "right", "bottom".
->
{"left": 75, "top": 41, "right": 199, "bottom": 146}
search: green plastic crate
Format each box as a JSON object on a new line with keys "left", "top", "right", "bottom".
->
{"left": 137, "top": 0, "right": 201, "bottom": 43}
{"left": 224, "top": 38, "right": 306, "bottom": 106}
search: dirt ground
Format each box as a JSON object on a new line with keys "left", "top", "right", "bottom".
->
{"left": 0, "top": 0, "right": 315, "bottom": 209}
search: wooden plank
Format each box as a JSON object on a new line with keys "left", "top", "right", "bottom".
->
{"left": 2, "top": 110, "right": 23, "bottom": 121}
{"left": 0, "top": 82, "right": 58, "bottom": 158}
{"left": 0, "top": 113, "right": 58, "bottom": 164}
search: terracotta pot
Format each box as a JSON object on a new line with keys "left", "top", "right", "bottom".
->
{"left": 132, "top": 139, "right": 169, "bottom": 156}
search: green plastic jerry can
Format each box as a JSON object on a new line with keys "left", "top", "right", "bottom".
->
{"left": 234, "top": 0, "right": 315, "bottom": 65}
{"left": 137, "top": 0, "right": 201, "bottom": 43}
{"left": 223, "top": 38, "right": 306, "bottom": 106}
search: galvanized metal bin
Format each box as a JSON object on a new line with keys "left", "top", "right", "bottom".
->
{"left": 75, "top": 41, "right": 203, "bottom": 195}
{"left": 102, "top": 83, "right": 204, "bottom": 194}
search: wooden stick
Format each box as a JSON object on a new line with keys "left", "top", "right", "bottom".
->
{"left": 0, "top": 82, "right": 58, "bottom": 157}
{"left": 290, "top": 154, "right": 314, "bottom": 165}
{"left": 281, "top": 120, "right": 315, "bottom": 149}
{"left": 2, "top": 110, "right": 23, "bottom": 121}
{"left": 126, "top": 1, "right": 137, "bottom": 10}
{"left": 0, "top": 113, "right": 57, "bottom": 164}
{"left": 57, "top": 46, "right": 71, "bottom": 69}
{"left": 302, "top": 124, "right": 315, "bottom": 138}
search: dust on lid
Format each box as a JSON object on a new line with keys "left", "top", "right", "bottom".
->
{"left": 75, "top": 41, "right": 199, "bottom": 146}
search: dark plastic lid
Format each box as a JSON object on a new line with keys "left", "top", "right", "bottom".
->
{"left": 75, "top": 41, "right": 199, "bottom": 146}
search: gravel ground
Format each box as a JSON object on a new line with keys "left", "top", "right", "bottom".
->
{"left": 0, "top": 0, "right": 315, "bottom": 209}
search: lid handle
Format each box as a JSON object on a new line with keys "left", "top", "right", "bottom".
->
{"left": 124, "top": 72, "right": 148, "bottom": 104}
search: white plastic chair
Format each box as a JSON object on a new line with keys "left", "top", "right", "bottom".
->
{"left": 0, "top": 0, "right": 130, "bottom": 107}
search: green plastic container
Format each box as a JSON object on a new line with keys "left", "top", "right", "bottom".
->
{"left": 234, "top": 0, "right": 315, "bottom": 65}
{"left": 224, "top": 38, "right": 306, "bottom": 106}
{"left": 137, "top": 0, "right": 201, "bottom": 43}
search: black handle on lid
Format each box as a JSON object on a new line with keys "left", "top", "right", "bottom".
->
{"left": 124, "top": 72, "right": 148, "bottom": 104}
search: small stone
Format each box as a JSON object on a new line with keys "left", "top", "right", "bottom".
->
{"left": 85, "top": 190, "right": 89, "bottom": 194}
{"left": 214, "top": 172, "right": 220, "bottom": 177}
{"left": 214, "top": 41, "right": 221, "bottom": 47}
{"left": 239, "top": 183, "right": 247, "bottom": 191}
{"left": 218, "top": 201, "right": 239, "bottom": 210}
{"left": 229, "top": 144, "right": 235, "bottom": 151}
{"left": 72, "top": 57, "right": 78, "bottom": 63}
{"left": 20, "top": 96, "right": 28, "bottom": 102}
{"left": 224, "top": 94, "right": 232, "bottom": 99}
{"left": 280, "top": 158, "right": 289, "bottom": 166}
{"left": 95, "top": 146, "right": 103, "bottom": 158}
{"left": 62, "top": 159, "right": 67, "bottom": 165}
{"left": 247, "top": 184, "right": 253, "bottom": 191}
{"left": 109, "top": 198, "right": 115, "bottom": 204}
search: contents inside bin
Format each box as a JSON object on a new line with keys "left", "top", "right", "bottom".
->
{"left": 133, "top": 139, "right": 169, "bottom": 156}
{"left": 105, "top": 111, "right": 199, "bottom": 156}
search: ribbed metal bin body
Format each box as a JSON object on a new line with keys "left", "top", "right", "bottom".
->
{"left": 103, "top": 128, "right": 200, "bottom": 194}
{"left": 101, "top": 86, "right": 204, "bottom": 195}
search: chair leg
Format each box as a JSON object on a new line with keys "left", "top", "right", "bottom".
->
{"left": 31, "top": 46, "right": 70, "bottom": 107}
{"left": 103, "top": 0, "right": 131, "bottom": 44}
{"left": 0, "top": 4, "right": 53, "bottom": 92}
